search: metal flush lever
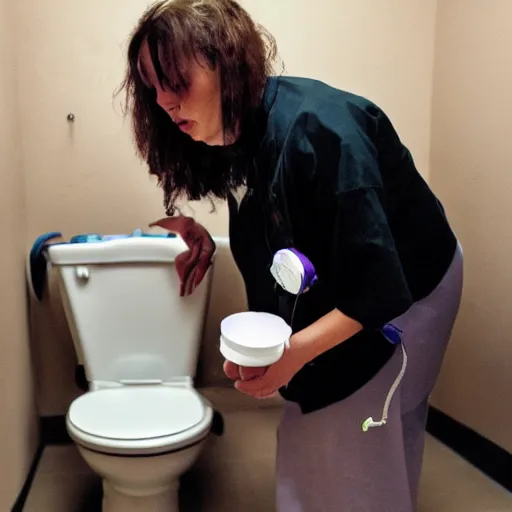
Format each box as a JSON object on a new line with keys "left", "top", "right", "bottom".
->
{"left": 75, "top": 266, "right": 90, "bottom": 281}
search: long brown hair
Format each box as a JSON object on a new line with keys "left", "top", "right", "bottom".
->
{"left": 117, "top": 0, "right": 277, "bottom": 214}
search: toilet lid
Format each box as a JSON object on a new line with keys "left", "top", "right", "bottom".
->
{"left": 68, "top": 387, "right": 206, "bottom": 441}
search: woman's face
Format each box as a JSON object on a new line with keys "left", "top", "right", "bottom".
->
{"left": 139, "top": 40, "right": 224, "bottom": 146}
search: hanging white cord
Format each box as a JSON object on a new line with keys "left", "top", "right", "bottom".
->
{"left": 362, "top": 342, "right": 408, "bottom": 432}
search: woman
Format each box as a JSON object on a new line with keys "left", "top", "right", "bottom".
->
{"left": 120, "top": 1, "right": 463, "bottom": 510}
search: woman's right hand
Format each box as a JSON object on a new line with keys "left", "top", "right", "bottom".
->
{"left": 149, "top": 216, "right": 215, "bottom": 297}
{"left": 223, "top": 360, "right": 268, "bottom": 381}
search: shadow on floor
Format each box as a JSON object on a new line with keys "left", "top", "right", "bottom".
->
{"left": 76, "top": 478, "right": 102, "bottom": 512}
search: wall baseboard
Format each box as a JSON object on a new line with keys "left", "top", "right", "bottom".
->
{"left": 11, "top": 443, "right": 44, "bottom": 512}
{"left": 426, "top": 406, "right": 511, "bottom": 492}
{"left": 40, "top": 415, "right": 72, "bottom": 445}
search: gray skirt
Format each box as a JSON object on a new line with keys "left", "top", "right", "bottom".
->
{"left": 276, "top": 244, "right": 463, "bottom": 512}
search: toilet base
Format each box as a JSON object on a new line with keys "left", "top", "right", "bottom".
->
{"left": 75, "top": 440, "right": 206, "bottom": 512}
{"left": 103, "top": 480, "right": 179, "bottom": 512}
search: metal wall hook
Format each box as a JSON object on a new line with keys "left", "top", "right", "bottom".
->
{"left": 67, "top": 113, "right": 75, "bottom": 122}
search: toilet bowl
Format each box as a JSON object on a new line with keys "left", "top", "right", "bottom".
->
{"left": 47, "top": 234, "right": 215, "bottom": 512}
{"left": 67, "top": 386, "right": 212, "bottom": 512}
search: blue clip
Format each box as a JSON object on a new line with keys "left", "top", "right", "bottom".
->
{"left": 381, "top": 323, "right": 403, "bottom": 345}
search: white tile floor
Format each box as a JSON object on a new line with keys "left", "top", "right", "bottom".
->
{"left": 23, "top": 389, "right": 512, "bottom": 512}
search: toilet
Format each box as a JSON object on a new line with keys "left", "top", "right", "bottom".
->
{"left": 47, "top": 234, "right": 214, "bottom": 512}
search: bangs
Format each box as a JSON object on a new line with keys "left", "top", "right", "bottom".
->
{"left": 136, "top": 16, "right": 199, "bottom": 93}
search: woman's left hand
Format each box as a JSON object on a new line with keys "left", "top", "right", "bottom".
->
{"left": 149, "top": 216, "right": 215, "bottom": 297}
{"left": 234, "top": 343, "right": 306, "bottom": 399}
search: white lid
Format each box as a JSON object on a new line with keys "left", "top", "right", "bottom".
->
{"left": 48, "top": 237, "right": 189, "bottom": 265}
{"left": 68, "top": 387, "right": 205, "bottom": 441}
{"left": 220, "top": 334, "right": 285, "bottom": 367}
{"left": 220, "top": 312, "right": 292, "bottom": 349}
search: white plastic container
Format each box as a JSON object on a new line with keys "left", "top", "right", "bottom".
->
{"left": 220, "top": 312, "right": 292, "bottom": 367}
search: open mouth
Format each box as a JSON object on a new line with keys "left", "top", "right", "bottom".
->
{"left": 176, "top": 119, "right": 194, "bottom": 133}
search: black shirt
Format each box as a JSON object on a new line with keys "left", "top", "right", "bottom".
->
{"left": 228, "top": 76, "right": 457, "bottom": 414}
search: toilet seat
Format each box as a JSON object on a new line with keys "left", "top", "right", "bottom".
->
{"left": 67, "top": 386, "right": 213, "bottom": 456}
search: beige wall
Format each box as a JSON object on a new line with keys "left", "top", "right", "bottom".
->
{"left": 245, "top": 0, "right": 437, "bottom": 181}
{"left": 0, "top": 0, "right": 39, "bottom": 508}
{"left": 429, "top": 0, "right": 512, "bottom": 453}
{"left": 18, "top": 0, "right": 438, "bottom": 417}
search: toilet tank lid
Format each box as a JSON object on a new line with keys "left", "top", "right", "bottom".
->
{"left": 48, "top": 236, "right": 189, "bottom": 265}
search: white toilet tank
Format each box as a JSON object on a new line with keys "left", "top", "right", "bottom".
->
{"left": 48, "top": 236, "right": 212, "bottom": 385}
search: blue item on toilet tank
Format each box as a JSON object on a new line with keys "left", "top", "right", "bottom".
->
{"left": 69, "top": 230, "right": 177, "bottom": 244}
{"left": 29, "top": 229, "right": 177, "bottom": 301}
{"left": 69, "top": 234, "right": 104, "bottom": 244}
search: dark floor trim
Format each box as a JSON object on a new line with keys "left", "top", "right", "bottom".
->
{"left": 426, "top": 406, "right": 512, "bottom": 492}
{"left": 11, "top": 417, "right": 72, "bottom": 511}
{"left": 41, "top": 415, "right": 72, "bottom": 445}
{"left": 11, "top": 443, "right": 44, "bottom": 512}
